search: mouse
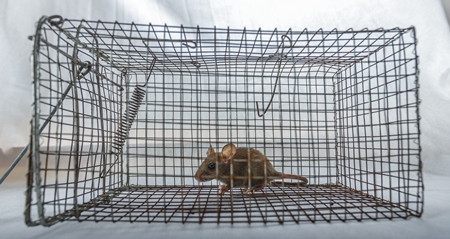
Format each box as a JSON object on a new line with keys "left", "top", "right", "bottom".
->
{"left": 194, "top": 143, "right": 308, "bottom": 194}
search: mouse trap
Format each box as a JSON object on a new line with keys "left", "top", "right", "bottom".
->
{"left": 20, "top": 15, "right": 423, "bottom": 226}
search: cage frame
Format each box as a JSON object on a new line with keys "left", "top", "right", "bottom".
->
{"left": 23, "top": 15, "right": 423, "bottom": 226}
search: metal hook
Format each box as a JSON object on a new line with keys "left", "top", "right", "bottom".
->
{"left": 191, "top": 61, "right": 201, "bottom": 68}
{"left": 182, "top": 41, "right": 197, "bottom": 48}
{"left": 281, "top": 34, "right": 292, "bottom": 48}
{"left": 256, "top": 75, "right": 281, "bottom": 117}
{"left": 141, "top": 58, "right": 157, "bottom": 87}
{"left": 47, "top": 15, "right": 64, "bottom": 26}
{"left": 256, "top": 35, "right": 290, "bottom": 117}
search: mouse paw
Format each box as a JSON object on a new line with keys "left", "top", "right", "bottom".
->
{"left": 243, "top": 188, "right": 257, "bottom": 194}
{"left": 218, "top": 185, "right": 230, "bottom": 194}
{"left": 250, "top": 185, "right": 265, "bottom": 193}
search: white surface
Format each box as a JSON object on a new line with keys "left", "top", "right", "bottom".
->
{"left": 1, "top": 174, "right": 449, "bottom": 239}
{"left": 1, "top": 0, "right": 450, "bottom": 238}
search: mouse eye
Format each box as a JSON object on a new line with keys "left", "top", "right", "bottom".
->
{"left": 207, "top": 162, "right": 216, "bottom": 170}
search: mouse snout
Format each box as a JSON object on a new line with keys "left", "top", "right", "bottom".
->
{"left": 194, "top": 172, "right": 206, "bottom": 182}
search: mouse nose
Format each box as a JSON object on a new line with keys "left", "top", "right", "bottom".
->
{"left": 195, "top": 172, "right": 208, "bottom": 182}
{"left": 194, "top": 172, "right": 203, "bottom": 182}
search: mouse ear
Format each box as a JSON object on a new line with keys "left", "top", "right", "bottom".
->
{"left": 221, "top": 143, "right": 236, "bottom": 162}
{"left": 207, "top": 144, "right": 215, "bottom": 156}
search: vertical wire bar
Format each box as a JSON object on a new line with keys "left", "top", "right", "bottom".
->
{"left": 401, "top": 31, "right": 411, "bottom": 215}
{"left": 226, "top": 26, "right": 235, "bottom": 224}
{"left": 290, "top": 31, "right": 300, "bottom": 222}
{"left": 70, "top": 23, "right": 86, "bottom": 221}
{"left": 383, "top": 37, "right": 394, "bottom": 219}
{"left": 279, "top": 30, "right": 290, "bottom": 220}
{"left": 307, "top": 30, "right": 318, "bottom": 221}
{"left": 162, "top": 24, "right": 168, "bottom": 222}
{"left": 392, "top": 33, "right": 404, "bottom": 216}
{"left": 369, "top": 38, "right": 378, "bottom": 219}
{"left": 129, "top": 23, "right": 136, "bottom": 195}
{"left": 46, "top": 25, "right": 61, "bottom": 223}
{"left": 324, "top": 34, "right": 332, "bottom": 186}
{"left": 90, "top": 27, "right": 108, "bottom": 199}
{"left": 332, "top": 29, "right": 340, "bottom": 191}
{"left": 270, "top": 30, "right": 277, "bottom": 196}
{"left": 342, "top": 61, "right": 349, "bottom": 221}
{"left": 122, "top": 53, "right": 132, "bottom": 222}
{"left": 358, "top": 47, "right": 365, "bottom": 220}
{"left": 169, "top": 26, "right": 176, "bottom": 215}
{"left": 352, "top": 49, "right": 361, "bottom": 220}
{"left": 131, "top": 23, "right": 138, "bottom": 223}
{"left": 349, "top": 33, "right": 357, "bottom": 220}
{"left": 362, "top": 35, "right": 370, "bottom": 200}
{"left": 402, "top": 36, "right": 412, "bottom": 216}
{"left": 214, "top": 26, "right": 223, "bottom": 157}
{"left": 144, "top": 24, "right": 151, "bottom": 217}
{"left": 110, "top": 22, "right": 119, "bottom": 193}
{"left": 316, "top": 30, "right": 324, "bottom": 188}
{"left": 243, "top": 27, "right": 252, "bottom": 223}
{"left": 53, "top": 46, "right": 63, "bottom": 218}
{"left": 178, "top": 24, "right": 185, "bottom": 222}
{"left": 195, "top": 25, "right": 202, "bottom": 215}
{"left": 25, "top": 16, "right": 46, "bottom": 226}
{"left": 199, "top": 25, "right": 209, "bottom": 219}
{"left": 276, "top": 30, "right": 284, "bottom": 219}
{"left": 376, "top": 37, "right": 385, "bottom": 218}
{"left": 150, "top": 24, "right": 158, "bottom": 212}
{"left": 361, "top": 33, "right": 375, "bottom": 200}
{"left": 258, "top": 28, "right": 266, "bottom": 164}
{"left": 251, "top": 28, "right": 262, "bottom": 222}
{"left": 348, "top": 37, "right": 355, "bottom": 220}
{"left": 411, "top": 27, "right": 424, "bottom": 216}
{"left": 251, "top": 28, "right": 258, "bottom": 217}
{"left": 319, "top": 32, "right": 336, "bottom": 221}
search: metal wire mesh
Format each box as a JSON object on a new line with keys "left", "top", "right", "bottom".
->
{"left": 25, "top": 15, "right": 423, "bottom": 226}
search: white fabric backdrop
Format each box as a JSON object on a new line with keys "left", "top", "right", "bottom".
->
{"left": 0, "top": 0, "right": 449, "bottom": 238}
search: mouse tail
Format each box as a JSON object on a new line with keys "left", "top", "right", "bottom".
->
{"left": 279, "top": 173, "right": 308, "bottom": 185}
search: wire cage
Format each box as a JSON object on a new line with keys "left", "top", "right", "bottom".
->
{"left": 25, "top": 15, "right": 423, "bottom": 226}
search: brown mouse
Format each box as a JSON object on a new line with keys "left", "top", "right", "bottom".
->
{"left": 194, "top": 143, "right": 308, "bottom": 194}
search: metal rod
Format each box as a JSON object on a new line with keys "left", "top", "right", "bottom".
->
{"left": 0, "top": 83, "right": 73, "bottom": 185}
{"left": 0, "top": 145, "right": 29, "bottom": 184}
{"left": 0, "top": 61, "right": 91, "bottom": 185}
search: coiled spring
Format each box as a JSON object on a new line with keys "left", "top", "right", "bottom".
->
{"left": 101, "top": 58, "right": 156, "bottom": 177}
{"left": 111, "top": 86, "right": 146, "bottom": 153}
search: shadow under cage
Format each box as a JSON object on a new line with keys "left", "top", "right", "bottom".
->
{"left": 25, "top": 15, "right": 423, "bottom": 226}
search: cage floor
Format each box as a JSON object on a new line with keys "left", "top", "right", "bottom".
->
{"left": 60, "top": 185, "right": 417, "bottom": 224}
